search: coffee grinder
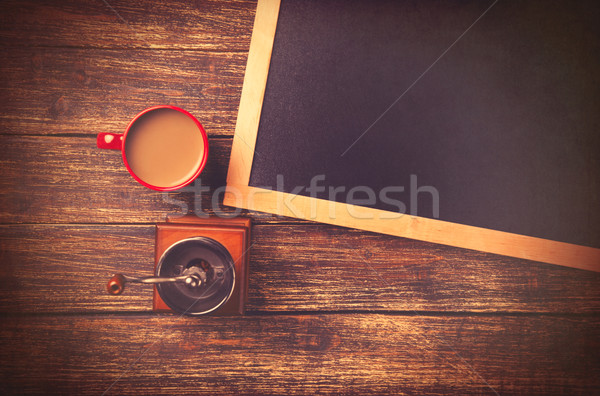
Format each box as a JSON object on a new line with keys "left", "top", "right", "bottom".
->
{"left": 107, "top": 216, "right": 250, "bottom": 315}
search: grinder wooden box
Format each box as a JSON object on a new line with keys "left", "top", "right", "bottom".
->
{"left": 153, "top": 215, "right": 251, "bottom": 315}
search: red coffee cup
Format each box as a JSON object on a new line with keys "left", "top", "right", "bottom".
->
{"left": 97, "top": 105, "right": 209, "bottom": 191}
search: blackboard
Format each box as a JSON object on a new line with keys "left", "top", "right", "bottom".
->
{"left": 225, "top": 0, "right": 600, "bottom": 271}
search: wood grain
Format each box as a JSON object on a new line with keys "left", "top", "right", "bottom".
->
{"left": 0, "top": 136, "right": 281, "bottom": 223}
{"left": 227, "top": 185, "right": 600, "bottom": 271}
{"left": 0, "top": 48, "right": 246, "bottom": 136}
{"left": 0, "top": 0, "right": 255, "bottom": 50}
{"left": 250, "top": 225, "right": 600, "bottom": 313}
{"left": 0, "top": 314, "right": 598, "bottom": 395}
{"left": 1, "top": 224, "right": 599, "bottom": 314}
{"left": 0, "top": 0, "right": 598, "bottom": 394}
{"left": 226, "top": 0, "right": 280, "bottom": 187}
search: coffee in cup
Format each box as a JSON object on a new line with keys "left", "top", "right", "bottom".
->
{"left": 97, "top": 106, "right": 208, "bottom": 191}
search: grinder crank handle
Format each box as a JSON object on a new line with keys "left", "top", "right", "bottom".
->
{"left": 106, "top": 273, "right": 202, "bottom": 295}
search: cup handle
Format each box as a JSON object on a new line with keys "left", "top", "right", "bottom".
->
{"left": 97, "top": 133, "right": 124, "bottom": 150}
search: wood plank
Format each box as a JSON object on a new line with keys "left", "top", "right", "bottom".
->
{"left": 0, "top": 225, "right": 155, "bottom": 313}
{"left": 6, "top": 2, "right": 598, "bottom": 395}
{"left": 227, "top": 184, "right": 600, "bottom": 272}
{"left": 0, "top": 136, "right": 279, "bottom": 223}
{"left": 226, "top": 0, "right": 280, "bottom": 187}
{"left": 1, "top": 224, "right": 599, "bottom": 314}
{"left": 0, "top": 48, "right": 246, "bottom": 136}
{"left": 0, "top": 0, "right": 255, "bottom": 50}
{"left": 250, "top": 225, "right": 600, "bottom": 313}
{"left": 0, "top": 314, "right": 598, "bottom": 394}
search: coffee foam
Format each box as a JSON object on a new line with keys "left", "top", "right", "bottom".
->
{"left": 124, "top": 108, "right": 205, "bottom": 188}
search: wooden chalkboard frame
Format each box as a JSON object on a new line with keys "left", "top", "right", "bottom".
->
{"left": 224, "top": 0, "right": 600, "bottom": 272}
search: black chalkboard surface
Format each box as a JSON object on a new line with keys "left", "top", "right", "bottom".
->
{"left": 225, "top": 0, "right": 600, "bottom": 270}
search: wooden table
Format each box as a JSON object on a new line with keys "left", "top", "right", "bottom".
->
{"left": 0, "top": 1, "right": 598, "bottom": 394}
